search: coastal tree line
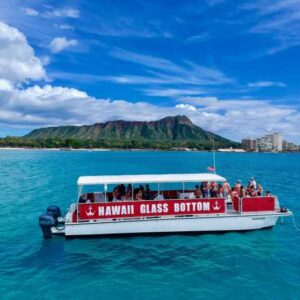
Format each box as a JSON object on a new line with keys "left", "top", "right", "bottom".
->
{"left": 0, "top": 136, "right": 239, "bottom": 150}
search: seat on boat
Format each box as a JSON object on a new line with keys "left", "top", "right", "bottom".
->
{"left": 87, "top": 193, "right": 95, "bottom": 202}
{"left": 163, "top": 190, "right": 177, "bottom": 199}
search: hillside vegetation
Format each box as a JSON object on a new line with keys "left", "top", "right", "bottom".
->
{"left": 1, "top": 115, "right": 239, "bottom": 150}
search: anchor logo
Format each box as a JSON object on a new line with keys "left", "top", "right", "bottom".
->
{"left": 86, "top": 205, "right": 95, "bottom": 217}
{"left": 213, "top": 201, "right": 221, "bottom": 211}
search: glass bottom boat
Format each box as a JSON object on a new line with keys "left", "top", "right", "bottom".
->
{"left": 39, "top": 173, "right": 292, "bottom": 238}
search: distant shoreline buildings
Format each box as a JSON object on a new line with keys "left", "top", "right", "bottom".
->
{"left": 242, "top": 133, "right": 299, "bottom": 152}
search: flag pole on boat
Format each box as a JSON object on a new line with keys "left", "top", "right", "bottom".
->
{"left": 213, "top": 137, "right": 216, "bottom": 174}
{"left": 207, "top": 138, "right": 217, "bottom": 173}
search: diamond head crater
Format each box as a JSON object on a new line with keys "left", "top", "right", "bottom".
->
{"left": 0, "top": 115, "right": 239, "bottom": 150}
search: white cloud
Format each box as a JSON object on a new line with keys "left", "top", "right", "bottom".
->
{"left": 177, "top": 96, "right": 300, "bottom": 141}
{"left": 22, "top": 7, "right": 79, "bottom": 19}
{"left": 79, "top": 14, "right": 171, "bottom": 38}
{"left": 242, "top": 0, "right": 300, "bottom": 54}
{"left": 23, "top": 7, "right": 39, "bottom": 16}
{"left": 44, "top": 8, "right": 79, "bottom": 19}
{"left": 0, "top": 84, "right": 178, "bottom": 126}
{"left": 0, "top": 79, "right": 13, "bottom": 91}
{"left": 185, "top": 33, "right": 210, "bottom": 43}
{"left": 175, "top": 104, "right": 197, "bottom": 111}
{"left": 179, "top": 96, "right": 218, "bottom": 106}
{"left": 143, "top": 88, "right": 206, "bottom": 97}
{"left": 50, "top": 37, "right": 78, "bottom": 53}
{"left": 0, "top": 22, "right": 46, "bottom": 84}
{"left": 248, "top": 81, "right": 287, "bottom": 88}
{"left": 110, "top": 48, "right": 185, "bottom": 74}
{"left": 58, "top": 24, "right": 73, "bottom": 30}
{"left": 40, "top": 56, "right": 50, "bottom": 66}
{"left": 108, "top": 48, "right": 233, "bottom": 86}
{"left": 2, "top": 84, "right": 300, "bottom": 143}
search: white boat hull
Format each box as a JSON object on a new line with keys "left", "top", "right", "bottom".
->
{"left": 64, "top": 212, "right": 290, "bottom": 237}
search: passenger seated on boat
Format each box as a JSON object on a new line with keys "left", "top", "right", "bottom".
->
{"left": 126, "top": 184, "right": 132, "bottom": 199}
{"left": 95, "top": 193, "right": 105, "bottom": 202}
{"left": 230, "top": 187, "right": 238, "bottom": 199}
{"left": 249, "top": 186, "right": 257, "bottom": 197}
{"left": 135, "top": 189, "right": 143, "bottom": 201}
{"left": 119, "top": 184, "right": 126, "bottom": 198}
{"left": 112, "top": 187, "right": 119, "bottom": 201}
{"left": 239, "top": 186, "right": 245, "bottom": 198}
{"left": 87, "top": 193, "right": 95, "bottom": 202}
{"left": 143, "top": 184, "right": 151, "bottom": 200}
{"left": 207, "top": 182, "right": 211, "bottom": 197}
{"left": 119, "top": 195, "right": 127, "bottom": 201}
{"left": 194, "top": 185, "right": 202, "bottom": 198}
{"left": 79, "top": 195, "right": 86, "bottom": 203}
{"left": 210, "top": 181, "right": 218, "bottom": 198}
{"left": 210, "top": 189, "right": 216, "bottom": 198}
{"left": 201, "top": 182, "right": 209, "bottom": 198}
{"left": 265, "top": 191, "right": 270, "bottom": 196}
{"left": 257, "top": 184, "right": 263, "bottom": 196}
{"left": 154, "top": 192, "right": 164, "bottom": 201}
{"left": 245, "top": 189, "right": 251, "bottom": 197}
{"left": 139, "top": 185, "right": 145, "bottom": 193}
{"left": 217, "top": 184, "right": 223, "bottom": 198}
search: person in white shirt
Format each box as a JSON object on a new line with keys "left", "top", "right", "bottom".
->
{"left": 154, "top": 192, "right": 164, "bottom": 200}
{"left": 248, "top": 177, "right": 257, "bottom": 190}
{"left": 222, "top": 180, "right": 231, "bottom": 198}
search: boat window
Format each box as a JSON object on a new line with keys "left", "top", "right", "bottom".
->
{"left": 78, "top": 184, "right": 106, "bottom": 203}
{"left": 178, "top": 182, "right": 197, "bottom": 199}
{"left": 78, "top": 180, "right": 229, "bottom": 204}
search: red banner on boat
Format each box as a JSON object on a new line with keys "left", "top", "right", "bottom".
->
{"left": 78, "top": 199, "right": 225, "bottom": 220}
{"left": 241, "top": 196, "right": 275, "bottom": 212}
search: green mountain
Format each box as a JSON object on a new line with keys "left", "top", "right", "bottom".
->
{"left": 22, "top": 115, "right": 238, "bottom": 149}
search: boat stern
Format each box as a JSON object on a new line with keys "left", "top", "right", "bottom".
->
{"left": 39, "top": 205, "right": 65, "bottom": 238}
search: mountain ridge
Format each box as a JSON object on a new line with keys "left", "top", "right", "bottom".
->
{"left": 23, "top": 115, "right": 239, "bottom": 149}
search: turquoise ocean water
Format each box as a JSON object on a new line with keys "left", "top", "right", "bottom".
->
{"left": 0, "top": 150, "right": 299, "bottom": 299}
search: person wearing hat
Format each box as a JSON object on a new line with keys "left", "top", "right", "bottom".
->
{"left": 248, "top": 177, "right": 257, "bottom": 190}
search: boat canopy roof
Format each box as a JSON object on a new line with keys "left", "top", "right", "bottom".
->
{"left": 77, "top": 173, "right": 226, "bottom": 186}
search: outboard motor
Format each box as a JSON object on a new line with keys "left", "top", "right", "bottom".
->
{"left": 39, "top": 214, "right": 56, "bottom": 238}
{"left": 46, "top": 206, "right": 61, "bottom": 220}
{"left": 39, "top": 206, "right": 63, "bottom": 238}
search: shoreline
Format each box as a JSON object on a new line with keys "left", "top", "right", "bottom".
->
{"left": 0, "top": 147, "right": 299, "bottom": 153}
{"left": 0, "top": 147, "right": 202, "bottom": 152}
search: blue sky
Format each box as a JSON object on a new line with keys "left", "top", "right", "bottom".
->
{"left": 0, "top": 0, "right": 300, "bottom": 142}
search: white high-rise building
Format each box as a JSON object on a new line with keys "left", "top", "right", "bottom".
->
{"left": 256, "top": 133, "right": 283, "bottom": 152}
{"left": 272, "top": 133, "right": 283, "bottom": 152}
{"left": 256, "top": 134, "right": 273, "bottom": 151}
